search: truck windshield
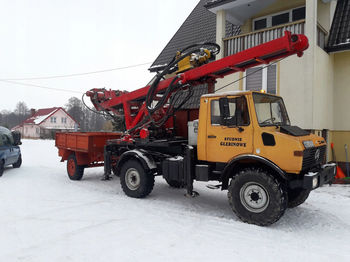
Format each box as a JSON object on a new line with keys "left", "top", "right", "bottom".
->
{"left": 253, "top": 93, "right": 290, "bottom": 127}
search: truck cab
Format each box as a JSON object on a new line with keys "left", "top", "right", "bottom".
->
{"left": 0, "top": 126, "right": 22, "bottom": 176}
{"left": 198, "top": 91, "right": 326, "bottom": 175}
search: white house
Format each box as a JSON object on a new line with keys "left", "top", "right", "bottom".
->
{"left": 12, "top": 107, "right": 79, "bottom": 139}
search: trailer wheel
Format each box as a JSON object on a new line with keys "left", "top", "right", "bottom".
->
{"left": 67, "top": 154, "right": 84, "bottom": 181}
{"left": 13, "top": 155, "right": 22, "bottom": 168}
{"left": 0, "top": 160, "right": 4, "bottom": 177}
{"left": 228, "top": 168, "right": 287, "bottom": 226}
{"left": 120, "top": 159, "right": 154, "bottom": 198}
{"left": 287, "top": 188, "right": 310, "bottom": 208}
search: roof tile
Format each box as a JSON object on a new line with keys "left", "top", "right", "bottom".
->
{"left": 150, "top": 0, "right": 240, "bottom": 71}
{"left": 327, "top": 0, "right": 350, "bottom": 52}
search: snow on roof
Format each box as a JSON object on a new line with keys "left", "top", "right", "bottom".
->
{"left": 23, "top": 107, "right": 60, "bottom": 125}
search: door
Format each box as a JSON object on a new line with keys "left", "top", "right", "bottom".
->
{"left": 206, "top": 96, "right": 254, "bottom": 163}
{"left": 0, "top": 134, "right": 11, "bottom": 166}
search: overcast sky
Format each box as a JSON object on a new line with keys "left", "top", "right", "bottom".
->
{"left": 0, "top": 0, "right": 199, "bottom": 111}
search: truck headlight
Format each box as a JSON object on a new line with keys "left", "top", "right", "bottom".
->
{"left": 312, "top": 177, "right": 318, "bottom": 188}
{"left": 303, "top": 140, "right": 314, "bottom": 148}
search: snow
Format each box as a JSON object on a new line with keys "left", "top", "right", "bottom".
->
{"left": 1, "top": 140, "right": 350, "bottom": 262}
{"left": 33, "top": 113, "right": 52, "bottom": 124}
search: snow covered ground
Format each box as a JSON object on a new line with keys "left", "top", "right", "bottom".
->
{"left": 1, "top": 140, "right": 350, "bottom": 262}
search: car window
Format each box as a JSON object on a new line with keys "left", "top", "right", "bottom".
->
{"left": 0, "top": 135, "right": 4, "bottom": 147}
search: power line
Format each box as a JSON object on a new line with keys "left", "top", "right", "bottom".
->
{"left": 0, "top": 61, "right": 152, "bottom": 81}
{"left": 0, "top": 79, "right": 82, "bottom": 94}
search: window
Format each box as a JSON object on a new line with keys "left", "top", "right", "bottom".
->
{"left": 254, "top": 19, "right": 267, "bottom": 30}
{"left": 244, "top": 65, "right": 277, "bottom": 94}
{"left": 292, "top": 7, "right": 306, "bottom": 21}
{"left": 210, "top": 97, "right": 250, "bottom": 126}
{"left": 61, "top": 117, "right": 67, "bottom": 124}
{"left": 253, "top": 6, "right": 305, "bottom": 31}
{"left": 253, "top": 93, "right": 290, "bottom": 127}
{"left": 36, "top": 128, "right": 39, "bottom": 134}
{"left": 272, "top": 12, "right": 289, "bottom": 27}
{"left": 50, "top": 117, "right": 56, "bottom": 123}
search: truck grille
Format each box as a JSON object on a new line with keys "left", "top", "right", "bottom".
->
{"left": 302, "top": 145, "right": 326, "bottom": 171}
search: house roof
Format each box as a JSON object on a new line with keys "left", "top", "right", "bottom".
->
{"left": 149, "top": 0, "right": 240, "bottom": 72}
{"left": 327, "top": 0, "right": 350, "bottom": 52}
{"left": 204, "top": 0, "right": 236, "bottom": 9}
{"left": 23, "top": 107, "right": 60, "bottom": 125}
{"left": 172, "top": 84, "right": 209, "bottom": 109}
{"left": 21, "top": 107, "right": 78, "bottom": 126}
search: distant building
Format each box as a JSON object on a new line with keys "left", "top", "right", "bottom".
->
{"left": 12, "top": 107, "right": 79, "bottom": 139}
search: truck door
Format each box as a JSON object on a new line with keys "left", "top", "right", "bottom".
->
{"left": 206, "top": 96, "right": 253, "bottom": 163}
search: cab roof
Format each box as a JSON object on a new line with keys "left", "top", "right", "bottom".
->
{"left": 201, "top": 90, "right": 280, "bottom": 98}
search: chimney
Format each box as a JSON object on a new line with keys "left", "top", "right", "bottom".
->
{"left": 30, "top": 109, "right": 36, "bottom": 116}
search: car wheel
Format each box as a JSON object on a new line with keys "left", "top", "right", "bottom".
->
{"left": 0, "top": 160, "right": 4, "bottom": 177}
{"left": 13, "top": 155, "right": 22, "bottom": 168}
{"left": 287, "top": 188, "right": 310, "bottom": 208}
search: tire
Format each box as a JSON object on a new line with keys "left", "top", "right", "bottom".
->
{"left": 120, "top": 159, "right": 154, "bottom": 198}
{"left": 0, "top": 160, "right": 4, "bottom": 177}
{"left": 13, "top": 155, "right": 22, "bottom": 168}
{"left": 287, "top": 188, "right": 310, "bottom": 208}
{"left": 165, "top": 178, "right": 184, "bottom": 188}
{"left": 228, "top": 168, "right": 288, "bottom": 226}
{"left": 67, "top": 154, "right": 84, "bottom": 181}
{"left": 112, "top": 165, "right": 119, "bottom": 176}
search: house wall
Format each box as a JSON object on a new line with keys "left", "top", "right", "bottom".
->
{"left": 313, "top": 46, "right": 334, "bottom": 130}
{"left": 215, "top": 72, "right": 242, "bottom": 93}
{"left": 40, "top": 109, "right": 77, "bottom": 130}
{"left": 23, "top": 124, "right": 40, "bottom": 139}
{"left": 333, "top": 51, "right": 350, "bottom": 131}
{"left": 317, "top": 0, "right": 331, "bottom": 33}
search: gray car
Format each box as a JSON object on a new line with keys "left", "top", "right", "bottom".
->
{"left": 0, "top": 126, "right": 22, "bottom": 176}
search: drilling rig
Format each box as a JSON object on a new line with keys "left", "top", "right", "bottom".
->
{"left": 56, "top": 32, "right": 335, "bottom": 226}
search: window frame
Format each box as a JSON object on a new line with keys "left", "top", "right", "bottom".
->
{"left": 252, "top": 6, "right": 305, "bottom": 31}
{"left": 210, "top": 96, "right": 251, "bottom": 127}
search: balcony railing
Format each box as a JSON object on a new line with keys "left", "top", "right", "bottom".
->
{"left": 224, "top": 20, "right": 305, "bottom": 56}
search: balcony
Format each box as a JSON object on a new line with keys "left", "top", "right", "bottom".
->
{"left": 224, "top": 20, "right": 305, "bottom": 56}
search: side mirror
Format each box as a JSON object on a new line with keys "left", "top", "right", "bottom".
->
{"left": 219, "top": 97, "right": 230, "bottom": 125}
{"left": 12, "top": 131, "right": 22, "bottom": 146}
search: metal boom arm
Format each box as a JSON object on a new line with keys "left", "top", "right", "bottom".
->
{"left": 86, "top": 31, "right": 308, "bottom": 136}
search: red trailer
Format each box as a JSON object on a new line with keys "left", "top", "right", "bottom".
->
{"left": 56, "top": 132, "right": 121, "bottom": 180}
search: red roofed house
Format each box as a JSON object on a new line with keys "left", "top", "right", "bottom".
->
{"left": 12, "top": 107, "right": 79, "bottom": 139}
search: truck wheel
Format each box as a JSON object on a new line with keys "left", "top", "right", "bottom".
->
{"left": 67, "top": 154, "right": 84, "bottom": 181}
{"left": 228, "top": 168, "right": 287, "bottom": 226}
{"left": 13, "top": 155, "right": 22, "bottom": 168}
{"left": 287, "top": 188, "right": 310, "bottom": 208}
{"left": 120, "top": 160, "right": 154, "bottom": 198}
{"left": 165, "top": 178, "right": 184, "bottom": 188}
{"left": 0, "top": 160, "right": 4, "bottom": 177}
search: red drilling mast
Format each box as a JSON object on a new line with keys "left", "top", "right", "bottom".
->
{"left": 86, "top": 31, "right": 308, "bottom": 138}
